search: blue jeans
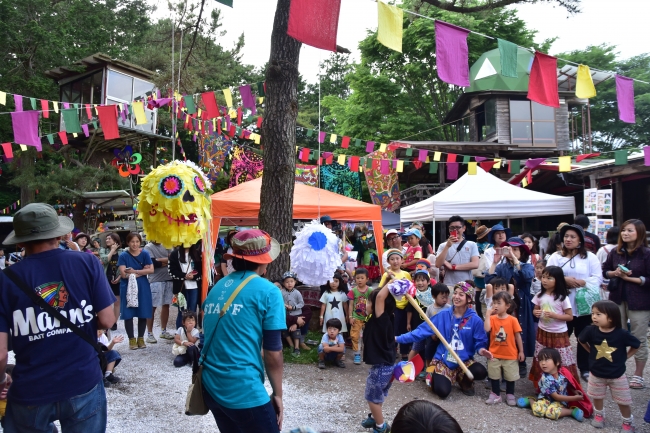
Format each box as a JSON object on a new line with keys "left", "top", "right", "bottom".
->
{"left": 203, "top": 388, "right": 279, "bottom": 433}
{"left": 176, "top": 288, "right": 199, "bottom": 328}
{"left": 4, "top": 381, "right": 106, "bottom": 433}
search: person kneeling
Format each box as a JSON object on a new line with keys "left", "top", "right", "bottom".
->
{"left": 318, "top": 319, "right": 345, "bottom": 369}
{"left": 98, "top": 329, "right": 123, "bottom": 386}
{"left": 173, "top": 311, "right": 200, "bottom": 367}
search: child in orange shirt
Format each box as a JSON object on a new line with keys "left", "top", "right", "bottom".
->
{"left": 484, "top": 291, "right": 524, "bottom": 406}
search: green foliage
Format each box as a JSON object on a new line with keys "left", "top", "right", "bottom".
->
{"left": 281, "top": 331, "right": 321, "bottom": 364}
{"left": 557, "top": 45, "right": 650, "bottom": 152}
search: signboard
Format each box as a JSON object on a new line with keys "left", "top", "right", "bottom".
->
{"left": 596, "top": 218, "right": 614, "bottom": 245}
{"left": 596, "top": 189, "right": 613, "bottom": 215}
{"left": 584, "top": 188, "right": 597, "bottom": 214}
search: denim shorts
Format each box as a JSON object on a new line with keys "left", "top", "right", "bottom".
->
{"left": 365, "top": 364, "right": 394, "bottom": 404}
{"left": 318, "top": 344, "right": 344, "bottom": 361}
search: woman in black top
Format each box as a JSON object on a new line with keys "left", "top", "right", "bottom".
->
{"left": 169, "top": 242, "right": 203, "bottom": 328}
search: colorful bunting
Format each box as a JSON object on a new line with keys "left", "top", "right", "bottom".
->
{"left": 58, "top": 131, "right": 68, "bottom": 145}
{"left": 527, "top": 52, "right": 559, "bottom": 108}
{"left": 435, "top": 20, "right": 470, "bottom": 87}
{"left": 614, "top": 150, "right": 628, "bottom": 166}
{"left": 377, "top": 1, "right": 403, "bottom": 53}
{"left": 287, "top": 0, "right": 341, "bottom": 52}
{"left": 61, "top": 109, "right": 82, "bottom": 133}
{"left": 366, "top": 141, "right": 375, "bottom": 152}
{"left": 498, "top": 38, "right": 518, "bottom": 78}
{"left": 558, "top": 156, "right": 571, "bottom": 172}
{"left": 434, "top": 151, "right": 441, "bottom": 161}
{"left": 525, "top": 158, "right": 546, "bottom": 170}
{"left": 468, "top": 162, "right": 477, "bottom": 175}
{"left": 349, "top": 155, "right": 360, "bottom": 172}
{"left": 644, "top": 147, "right": 650, "bottom": 167}
{"left": 223, "top": 88, "right": 233, "bottom": 108}
{"left": 330, "top": 134, "right": 338, "bottom": 144}
{"left": 13, "top": 95, "right": 23, "bottom": 112}
{"left": 319, "top": 131, "right": 326, "bottom": 143}
{"left": 1, "top": 143, "right": 13, "bottom": 159}
{"left": 201, "top": 92, "right": 220, "bottom": 119}
{"left": 447, "top": 162, "right": 459, "bottom": 180}
{"left": 446, "top": 153, "right": 457, "bottom": 163}
{"left": 239, "top": 85, "right": 257, "bottom": 115}
{"left": 575, "top": 153, "right": 600, "bottom": 162}
{"left": 396, "top": 160, "right": 404, "bottom": 172}
{"left": 576, "top": 65, "right": 596, "bottom": 99}
{"left": 132, "top": 101, "right": 147, "bottom": 125}
{"left": 11, "top": 111, "right": 41, "bottom": 150}
{"left": 300, "top": 148, "right": 310, "bottom": 162}
{"left": 418, "top": 149, "right": 427, "bottom": 162}
{"left": 341, "top": 136, "right": 350, "bottom": 148}
{"left": 429, "top": 162, "right": 438, "bottom": 174}
{"left": 338, "top": 154, "right": 346, "bottom": 165}
{"left": 615, "top": 75, "right": 635, "bottom": 123}
{"left": 81, "top": 124, "right": 89, "bottom": 138}
{"left": 509, "top": 160, "right": 520, "bottom": 174}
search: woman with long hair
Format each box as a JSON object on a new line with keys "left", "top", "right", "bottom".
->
{"left": 602, "top": 219, "right": 650, "bottom": 389}
{"left": 169, "top": 241, "right": 203, "bottom": 328}
{"left": 520, "top": 233, "right": 540, "bottom": 266}
{"left": 100, "top": 233, "right": 124, "bottom": 330}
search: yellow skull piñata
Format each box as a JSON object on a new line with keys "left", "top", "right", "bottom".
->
{"left": 137, "top": 160, "right": 212, "bottom": 248}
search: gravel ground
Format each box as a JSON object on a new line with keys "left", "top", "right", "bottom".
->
{"left": 12, "top": 307, "right": 650, "bottom": 432}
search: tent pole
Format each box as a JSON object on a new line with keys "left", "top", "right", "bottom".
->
{"left": 507, "top": 217, "right": 510, "bottom": 228}
{"left": 432, "top": 217, "right": 436, "bottom": 249}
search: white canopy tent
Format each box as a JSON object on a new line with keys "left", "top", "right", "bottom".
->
{"left": 400, "top": 167, "right": 575, "bottom": 245}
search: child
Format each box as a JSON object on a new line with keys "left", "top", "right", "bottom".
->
{"left": 317, "top": 318, "right": 346, "bottom": 369}
{"left": 482, "top": 277, "right": 515, "bottom": 312}
{"left": 172, "top": 311, "right": 200, "bottom": 368}
{"left": 579, "top": 300, "right": 640, "bottom": 431}
{"left": 529, "top": 265, "right": 579, "bottom": 385}
{"left": 361, "top": 284, "right": 397, "bottom": 433}
{"left": 347, "top": 268, "right": 372, "bottom": 365}
{"left": 319, "top": 273, "right": 349, "bottom": 333}
{"left": 484, "top": 292, "right": 524, "bottom": 406}
{"left": 530, "top": 260, "right": 547, "bottom": 297}
{"left": 379, "top": 248, "right": 412, "bottom": 361}
{"left": 406, "top": 261, "right": 435, "bottom": 362}
{"left": 392, "top": 400, "right": 463, "bottom": 433}
{"left": 402, "top": 229, "right": 423, "bottom": 272}
{"left": 281, "top": 271, "right": 305, "bottom": 356}
{"left": 520, "top": 348, "right": 585, "bottom": 422}
{"left": 97, "top": 329, "right": 124, "bottom": 386}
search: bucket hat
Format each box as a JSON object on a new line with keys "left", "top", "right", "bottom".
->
{"left": 488, "top": 224, "right": 512, "bottom": 244}
{"left": 3, "top": 203, "right": 74, "bottom": 245}
{"left": 499, "top": 237, "right": 531, "bottom": 254}
{"left": 560, "top": 224, "right": 585, "bottom": 246}
{"left": 222, "top": 229, "right": 280, "bottom": 264}
{"left": 475, "top": 225, "right": 491, "bottom": 240}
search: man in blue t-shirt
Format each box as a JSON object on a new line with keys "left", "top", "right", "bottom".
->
{"left": 0, "top": 203, "right": 116, "bottom": 432}
{"left": 201, "top": 229, "right": 285, "bottom": 433}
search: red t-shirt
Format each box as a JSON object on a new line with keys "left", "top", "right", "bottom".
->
{"left": 403, "top": 245, "right": 422, "bottom": 270}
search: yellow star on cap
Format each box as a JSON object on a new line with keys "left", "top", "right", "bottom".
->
{"left": 595, "top": 339, "right": 616, "bottom": 362}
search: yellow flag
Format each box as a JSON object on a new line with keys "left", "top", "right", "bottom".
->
{"left": 223, "top": 89, "right": 233, "bottom": 107}
{"left": 494, "top": 158, "right": 502, "bottom": 169}
{"left": 576, "top": 65, "right": 596, "bottom": 99}
{"left": 468, "top": 162, "right": 477, "bottom": 175}
{"left": 559, "top": 155, "right": 572, "bottom": 172}
{"left": 132, "top": 101, "right": 147, "bottom": 125}
{"left": 434, "top": 152, "right": 441, "bottom": 161}
{"left": 53, "top": 102, "right": 59, "bottom": 113}
{"left": 377, "top": 1, "right": 403, "bottom": 53}
{"left": 0, "top": 91, "right": 6, "bottom": 105}
{"left": 229, "top": 109, "right": 237, "bottom": 119}
{"left": 72, "top": 133, "right": 78, "bottom": 138}
{"left": 425, "top": 156, "right": 430, "bottom": 163}
{"left": 94, "top": 104, "right": 99, "bottom": 115}
{"left": 330, "top": 134, "right": 337, "bottom": 143}
{"left": 337, "top": 154, "right": 346, "bottom": 165}
{"left": 522, "top": 177, "right": 528, "bottom": 188}
{"left": 396, "top": 160, "right": 404, "bottom": 173}
{"left": 197, "top": 108, "right": 202, "bottom": 117}
{"left": 19, "top": 144, "right": 27, "bottom": 151}
{"left": 379, "top": 143, "right": 387, "bottom": 152}
{"left": 254, "top": 134, "right": 261, "bottom": 145}
{"left": 258, "top": 97, "right": 264, "bottom": 104}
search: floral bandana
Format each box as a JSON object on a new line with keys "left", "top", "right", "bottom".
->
{"left": 454, "top": 281, "right": 475, "bottom": 303}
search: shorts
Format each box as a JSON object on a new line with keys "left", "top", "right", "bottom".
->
{"left": 283, "top": 329, "right": 301, "bottom": 340}
{"left": 150, "top": 281, "right": 174, "bottom": 307}
{"left": 412, "top": 339, "right": 425, "bottom": 353}
{"left": 365, "top": 365, "right": 394, "bottom": 404}
{"left": 110, "top": 283, "right": 120, "bottom": 297}
{"left": 487, "top": 358, "right": 519, "bottom": 382}
{"left": 531, "top": 398, "right": 564, "bottom": 420}
{"left": 587, "top": 374, "right": 633, "bottom": 406}
{"left": 318, "top": 344, "right": 345, "bottom": 362}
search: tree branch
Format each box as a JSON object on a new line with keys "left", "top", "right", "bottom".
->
{"left": 181, "top": 0, "right": 206, "bottom": 72}
{"left": 420, "top": 0, "right": 580, "bottom": 14}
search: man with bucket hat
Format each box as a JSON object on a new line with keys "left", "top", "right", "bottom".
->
{"left": 0, "top": 203, "right": 116, "bottom": 432}
{"left": 201, "top": 229, "right": 286, "bottom": 432}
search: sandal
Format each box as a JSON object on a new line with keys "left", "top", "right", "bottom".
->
{"left": 629, "top": 375, "right": 645, "bottom": 389}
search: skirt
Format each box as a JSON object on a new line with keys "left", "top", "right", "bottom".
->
{"left": 529, "top": 327, "right": 579, "bottom": 386}
{"left": 431, "top": 358, "right": 476, "bottom": 385}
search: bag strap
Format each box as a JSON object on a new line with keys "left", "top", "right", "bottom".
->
{"left": 3, "top": 267, "right": 104, "bottom": 358}
{"left": 449, "top": 239, "right": 468, "bottom": 263}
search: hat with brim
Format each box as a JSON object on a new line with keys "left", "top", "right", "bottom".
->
{"left": 3, "top": 203, "right": 74, "bottom": 246}
{"left": 500, "top": 237, "right": 531, "bottom": 254}
{"left": 386, "top": 248, "right": 403, "bottom": 259}
{"left": 560, "top": 223, "right": 585, "bottom": 246}
{"left": 475, "top": 225, "right": 491, "bottom": 240}
{"left": 385, "top": 229, "right": 400, "bottom": 240}
{"left": 74, "top": 232, "right": 91, "bottom": 243}
{"left": 405, "top": 228, "right": 422, "bottom": 239}
{"left": 488, "top": 224, "right": 512, "bottom": 244}
{"left": 223, "top": 229, "right": 280, "bottom": 264}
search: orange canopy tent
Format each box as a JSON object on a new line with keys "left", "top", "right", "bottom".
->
{"left": 202, "top": 178, "right": 385, "bottom": 298}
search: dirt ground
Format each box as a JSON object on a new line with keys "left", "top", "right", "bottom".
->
{"left": 15, "top": 306, "right": 650, "bottom": 433}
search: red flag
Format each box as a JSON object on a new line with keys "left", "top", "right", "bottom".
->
{"left": 40, "top": 100, "right": 49, "bottom": 118}
{"left": 237, "top": 107, "right": 242, "bottom": 126}
{"left": 85, "top": 104, "right": 92, "bottom": 120}
{"left": 1, "top": 143, "right": 13, "bottom": 159}
{"left": 217, "top": 119, "right": 222, "bottom": 134}
{"left": 229, "top": 125, "right": 236, "bottom": 137}
{"left": 326, "top": 155, "right": 333, "bottom": 165}
{"left": 287, "top": 0, "right": 341, "bottom": 52}
{"left": 58, "top": 131, "right": 68, "bottom": 145}
{"left": 256, "top": 117, "right": 263, "bottom": 128}
{"left": 341, "top": 136, "right": 350, "bottom": 148}
{"left": 527, "top": 52, "right": 560, "bottom": 108}
{"left": 576, "top": 153, "right": 601, "bottom": 162}
{"left": 201, "top": 92, "right": 219, "bottom": 119}
{"left": 349, "top": 155, "right": 360, "bottom": 172}
{"left": 318, "top": 157, "right": 322, "bottom": 166}
{"left": 480, "top": 161, "right": 495, "bottom": 172}
{"left": 97, "top": 105, "right": 120, "bottom": 140}
{"left": 413, "top": 160, "right": 422, "bottom": 170}
{"left": 446, "top": 153, "right": 457, "bottom": 163}
{"left": 300, "top": 148, "right": 310, "bottom": 162}
{"left": 526, "top": 171, "right": 533, "bottom": 185}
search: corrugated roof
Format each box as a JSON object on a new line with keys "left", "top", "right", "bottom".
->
{"left": 45, "top": 53, "right": 155, "bottom": 81}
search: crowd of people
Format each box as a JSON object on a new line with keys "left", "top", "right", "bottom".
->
{"left": 2, "top": 203, "right": 650, "bottom": 433}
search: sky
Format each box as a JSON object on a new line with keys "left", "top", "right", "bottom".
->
{"left": 149, "top": 0, "right": 648, "bottom": 83}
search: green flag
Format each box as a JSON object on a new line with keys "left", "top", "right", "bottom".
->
{"left": 355, "top": 138, "right": 361, "bottom": 147}
{"left": 30, "top": 98, "right": 37, "bottom": 110}
{"left": 183, "top": 95, "right": 196, "bottom": 114}
{"left": 61, "top": 109, "right": 82, "bottom": 133}
{"left": 46, "top": 134, "right": 54, "bottom": 145}
{"left": 615, "top": 150, "right": 628, "bottom": 166}
{"left": 509, "top": 160, "right": 521, "bottom": 174}
{"left": 215, "top": 0, "right": 233, "bottom": 7}
{"left": 462, "top": 155, "right": 470, "bottom": 164}
{"left": 429, "top": 162, "right": 438, "bottom": 174}
{"left": 406, "top": 148, "right": 413, "bottom": 157}
{"left": 307, "top": 129, "right": 314, "bottom": 137}
{"left": 498, "top": 38, "right": 518, "bottom": 78}
{"left": 257, "top": 82, "right": 265, "bottom": 97}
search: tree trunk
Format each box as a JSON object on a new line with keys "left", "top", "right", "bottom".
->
{"left": 20, "top": 150, "right": 35, "bottom": 206}
{"left": 259, "top": 0, "right": 301, "bottom": 281}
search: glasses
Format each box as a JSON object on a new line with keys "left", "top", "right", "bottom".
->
{"left": 387, "top": 235, "right": 400, "bottom": 241}
{"left": 449, "top": 226, "right": 462, "bottom": 231}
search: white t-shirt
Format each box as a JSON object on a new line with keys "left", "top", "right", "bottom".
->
{"left": 546, "top": 252, "right": 602, "bottom": 316}
{"left": 436, "top": 240, "right": 479, "bottom": 285}
{"left": 596, "top": 244, "right": 616, "bottom": 264}
{"left": 319, "top": 291, "right": 348, "bottom": 333}
{"left": 180, "top": 252, "right": 198, "bottom": 290}
{"left": 532, "top": 293, "right": 572, "bottom": 333}
{"left": 98, "top": 333, "right": 110, "bottom": 346}
{"left": 176, "top": 326, "right": 200, "bottom": 342}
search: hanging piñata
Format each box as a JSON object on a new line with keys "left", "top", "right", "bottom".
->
{"left": 137, "top": 160, "right": 212, "bottom": 248}
{"left": 290, "top": 220, "right": 342, "bottom": 286}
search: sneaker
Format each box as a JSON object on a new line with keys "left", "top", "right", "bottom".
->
{"left": 336, "top": 360, "right": 346, "bottom": 368}
{"left": 292, "top": 349, "right": 300, "bottom": 357}
{"left": 506, "top": 394, "right": 516, "bottom": 406}
{"left": 591, "top": 412, "right": 605, "bottom": 428}
{"left": 373, "top": 422, "right": 390, "bottom": 433}
{"left": 620, "top": 421, "right": 635, "bottom": 432}
{"left": 354, "top": 354, "right": 361, "bottom": 365}
{"left": 105, "top": 373, "right": 120, "bottom": 384}
{"left": 571, "top": 408, "right": 585, "bottom": 422}
{"left": 159, "top": 330, "right": 174, "bottom": 340}
{"left": 129, "top": 338, "right": 138, "bottom": 350}
{"left": 485, "top": 392, "right": 501, "bottom": 404}
{"left": 318, "top": 361, "right": 326, "bottom": 369}
{"left": 137, "top": 337, "right": 146, "bottom": 349}
{"left": 146, "top": 334, "right": 157, "bottom": 344}
{"left": 517, "top": 397, "right": 530, "bottom": 408}
{"left": 361, "top": 413, "right": 376, "bottom": 428}
{"left": 103, "top": 378, "right": 112, "bottom": 388}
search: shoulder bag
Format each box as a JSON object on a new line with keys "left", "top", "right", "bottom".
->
{"left": 185, "top": 273, "right": 257, "bottom": 416}
{"left": 3, "top": 267, "right": 108, "bottom": 374}
{"left": 440, "top": 239, "right": 467, "bottom": 283}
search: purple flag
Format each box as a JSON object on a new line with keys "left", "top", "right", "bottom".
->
{"left": 225, "top": 115, "right": 231, "bottom": 130}
{"left": 446, "top": 162, "right": 459, "bottom": 180}
{"left": 120, "top": 107, "right": 127, "bottom": 122}
{"left": 366, "top": 141, "right": 375, "bottom": 152}
{"left": 418, "top": 149, "right": 427, "bottom": 162}
{"left": 392, "top": 159, "right": 398, "bottom": 169}
{"left": 475, "top": 156, "right": 487, "bottom": 162}
{"left": 644, "top": 147, "right": 650, "bottom": 167}
{"left": 380, "top": 159, "right": 390, "bottom": 175}
{"left": 615, "top": 75, "right": 635, "bottom": 123}
{"left": 435, "top": 20, "right": 470, "bottom": 87}
{"left": 239, "top": 85, "right": 257, "bottom": 115}
{"left": 63, "top": 102, "right": 70, "bottom": 109}
{"left": 525, "top": 158, "right": 546, "bottom": 170}
{"left": 11, "top": 111, "right": 42, "bottom": 151}
{"left": 322, "top": 152, "right": 333, "bottom": 159}
{"left": 13, "top": 95, "right": 23, "bottom": 112}
{"left": 81, "top": 124, "right": 89, "bottom": 137}
{"left": 318, "top": 131, "right": 326, "bottom": 143}
{"left": 151, "top": 98, "right": 172, "bottom": 108}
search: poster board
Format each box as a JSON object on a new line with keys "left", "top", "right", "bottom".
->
{"left": 596, "top": 218, "right": 614, "bottom": 244}
{"left": 596, "top": 189, "right": 613, "bottom": 215}
{"left": 588, "top": 216, "right": 597, "bottom": 235}
{"left": 584, "top": 188, "right": 597, "bottom": 214}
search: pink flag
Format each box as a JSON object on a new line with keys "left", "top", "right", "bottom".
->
{"left": 13, "top": 95, "right": 23, "bottom": 112}
{"left": 287, "top": 0, "right": 341, "bottom": 52}
{"left": 527, "top": 52, "right": 559, "bottom": 108}
{"left": 81, "top": 124, "right": 89, "bottom": 138}
{"left": 318, "top": 131, "right": 326, "bottom": 143}
{"left": 380, "top": 159, "right": 390, "bottom": 175}
{"left": 239, "top": 85, "right": 256, "bottom": 115}
{"left": 475, "top": 156, "right": 487, "bottom": 162}
{"left": 525, "top": 158, "right": 546, "bottom": 170}
{"left": 644, "top": 147, "right": 650, "bottom": 167}
{"left": 418, "top": 149, "right": 427, "bottom": 162}
{"left": 366, "top": 141, "right": 375, "bottom": 152}
{"left": 446, "top": 162, "right": 459, "bottom": 180}
{"left": 11, "top": 111, "right": 41, "bottom": 151}
{"left": 615, "top": 75, "right": 635, "bottom": 123}
{"left": 435, "top": 21, "right": 470, "bottom": 87}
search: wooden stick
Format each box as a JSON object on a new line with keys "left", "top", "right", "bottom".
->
{"left": 404, "top": 294, "right": 474, "bottom": 380}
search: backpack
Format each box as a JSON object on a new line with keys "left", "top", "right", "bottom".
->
{"left": 584, "top": 234, "right": 597, "bottom": 254}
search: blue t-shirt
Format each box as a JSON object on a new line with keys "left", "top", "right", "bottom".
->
{"left": 201, "top": 271, "right": 285, "bottom": 409}
{"left": 0, "top": 249, "right": 116, "bottom": 405}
